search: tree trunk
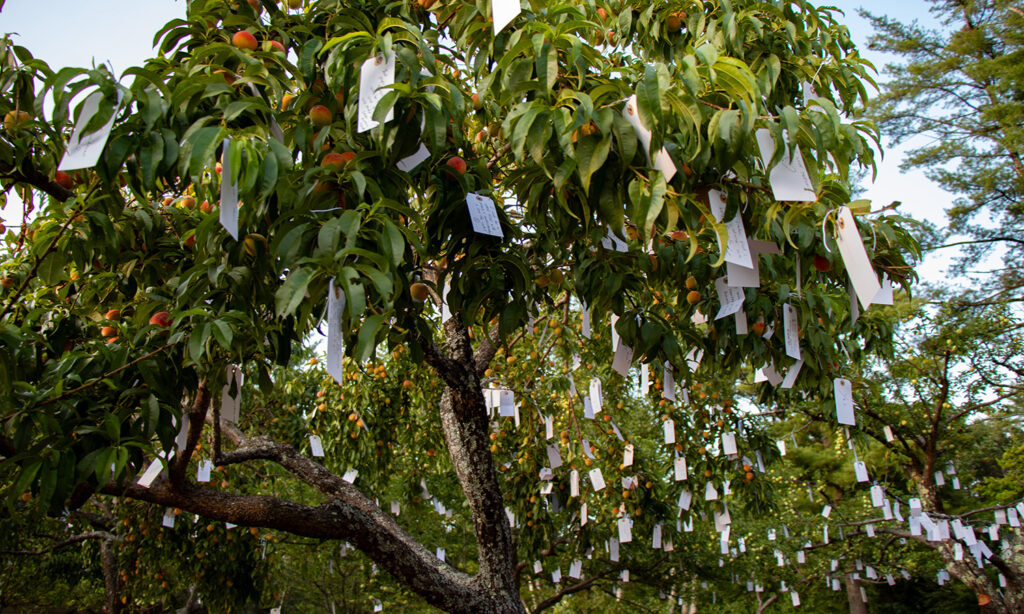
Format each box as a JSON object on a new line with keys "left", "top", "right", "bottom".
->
{"left": 844, "top": 572, "right": 867, "bottom": 614}
{"left": 914, "top": 478, "right": 1024, "bottom": 614}
{"left": 430, "top": 320, "right": 525, "bottom": 613}
{"left": 99, "top": 538, "right": 122, "bottom": 614}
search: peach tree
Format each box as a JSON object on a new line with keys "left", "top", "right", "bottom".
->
{"left": 0, "top": 0, "right": 917, "bottom": 612}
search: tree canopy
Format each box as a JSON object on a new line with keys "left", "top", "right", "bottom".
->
{"left": 864, "top": 0, "right": 1024, "bottom": 301}
{"left": 0, "top": 0, "right": 943, "bottom": 612}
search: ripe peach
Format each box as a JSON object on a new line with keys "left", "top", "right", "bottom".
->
{"left": 446, "top": 156, "right": 467, "bottom": 174}
{"left": 323, "top": 151, "right": 355, "bottom": 168}
{"left": 232, "top": 31, "right": 258, "bottom": 51}
{"left": 410, "top": 283, "right": 429, "bottom": 302}
{"left": 813, "top": 254, "right": 832, "bottom": 272}
{"left": 3, "top": 110, "right": 31, "bottom": 131}
{"left": 309, "top": 105, "right": 332, "bottom": 127}
{"left": 149, "top": 312, "right": 173, "bottom": 328}
{"left": 54, "top": 171, "right": 74, "bottom": 190}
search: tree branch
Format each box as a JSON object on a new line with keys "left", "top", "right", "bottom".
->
{"left": 0, "top": 159, "right": 75, "bottom": 202}
{"left": 532, "top": 569, "right": 615, "bottom": 613}
{"left": 101, "top": 478, "right": 494, "bottom": 614}
{"left": 169, "top": 379, "right": 210, "bottom": 488}
{"left": 0, "top": 530, "right": 115, "bottom": 556}
{"left": 31, "top": 343, "right": 176, "bottom": 409}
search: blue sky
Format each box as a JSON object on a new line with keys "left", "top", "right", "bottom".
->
{"left": 0, "top": 0, "right": 954, "bottom": 279}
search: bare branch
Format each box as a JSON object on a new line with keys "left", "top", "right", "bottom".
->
{"left": 0, "top": 531, "right": 116, "bottom": 556}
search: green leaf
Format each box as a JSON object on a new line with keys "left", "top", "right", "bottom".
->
{"left": 185, "top": 126, "right": 222, "bottom": 177}
{"left": 276, "top": 268, "right": 315, "bottom": 316}
{"left": 188, "top": 322, "right": 211, "bottom": 363}
{"left": 354, "top": 314, "right": 386, "bottom": 363}
{"left": 211, "top": 320, "right": 233, "bottom": 350}
{"left": 339, "top": 267, "right": 366, "bottom": 319}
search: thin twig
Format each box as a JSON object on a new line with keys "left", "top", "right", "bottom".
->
{"left": 33, "top": 343, "right": 176, "bottom": 408}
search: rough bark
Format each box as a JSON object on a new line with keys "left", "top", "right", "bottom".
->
{"left": 93, "top": 315, "right": 529, "bottom": 613}
{"left": 100, "top": 537, "right": 122, "bottom": 614}
{"left": 913, "top": 478, "right": 1024, "bottom": 614}
{"left": 844, "top": 571, "right": 867, "bottom": 614}
{"left": 429, "top": 319, "right": 524, "bottom": 612}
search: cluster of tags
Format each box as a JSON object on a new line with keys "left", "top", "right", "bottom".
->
{"left": 460, "top": 114, "right": 909, "bottom": 597}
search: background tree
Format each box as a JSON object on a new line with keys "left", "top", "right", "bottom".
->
{"left": 863, "top": 0, "right": 1024, "bottom": 302}
{"left": 756, "top": 296, "right": 1024, "bottom": 613}
{"left": 0, "top": 0, "right": 918, "bottom": 612}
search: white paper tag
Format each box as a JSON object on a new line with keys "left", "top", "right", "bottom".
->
{"left": 197, "top": 459, "right": 213, "bottom": 483}
{"left": 492, "top": 0, "right": 522, "bottom": 34}
{"left": 663, "top": 363, "right": 676, "bottom": 401}
{"left": 873, "top": 272, "right": 894, "bottom": 305}
{"left": 309, "top": 435, "right": 325, "bottom": 457}
{"left": 499, "top": 389, "right": 515, "bottom": 417}
{"left": 781, "top": 359, "right": 804, "bottom": 389}
{"left": 623, "top": 444, "right": 634, "bottom": 467}
{"left": 570, "top": 469, "right": 580, "bottom": 497}
{"left": 726, "top": 261, "right": 759, "bottom": 288}
{"left": 705, "top": 481, "right": 718, "bottom": 501}
{"left": 783, "top": 303, "right": 801, "bottom": 360}
{"left": 834, "top": 378, "right": 855, "bottom": 425}
{"left": 678, "top": 489, "right": 692, "bottom": 511}
{"left": 754, "top": 128, "right": 816, "bottom": 202}
{"left": 589, "top": 467, "right": 606, "bottom": 491}
{"left": 762, "top": 361, "right": 784, "bottom": 387}
{"left": 708, "top": 189, "right": 753, "bottom": 268}
{"left": 396, "top": 142, "right": 431, "bottom": 172}
{"left": 715, "top": 276, "right": 745, "bottom": 320}
{"left": 219, "top": 139, "right": 240, "bottom": 240}
{"left": 834, "top": 206, "right": 881, "bottom": 310}
{"left": 663, "top": 419, "right": 676, "bottom": 444}
{"left": 612, "top": 342, "right": 634, "bottom": 376}
{"left": 722, "top": 432, "right": 738, "bottom": 456}
{"left": 601, "top": 227, "right": 629, "bottom": 252}
{"left": 617, "top": 516, "right": 633, "bottom": 543}
{"left": 854, "top": 461, "right": 869, "bottom": 482}
{"left": 326, "top": 280, "right": 346, "bottom": 385}
{"left": 546, "top": 444, "right": 562, "bottom": 469}
{"left": 622, "top": 95, "right": 677, "bottom": 181}
{"left": 358, "top": 54, "right": 395, "bottom": 133}
{"left": 883, "top": 425, "right": 895, "bottom": 442}
{"left": 162, "top": 509, "right": 176, "bottom": 528}
{"left": 59, "top": 90, "right": 122, "bottom": 171}
{"left": 466, "top": 193, "right": 504, "bottom": 237}
{"left": 589, "top": 378, "right": 603, "bottom": 414}
{"left": 137, "top": 456, "right": 165, "bottom": 488}
{"left": 440, "top": 280, "right": 451, "bottom": 322}
{"left": 674, "top": 456, "right": 688, "bottom": 481}
{"left": 221, "top": 364, "right": 243, "bottom": 423}
{"left": 581, "top": 439, "right": 595, "bottom": 459}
